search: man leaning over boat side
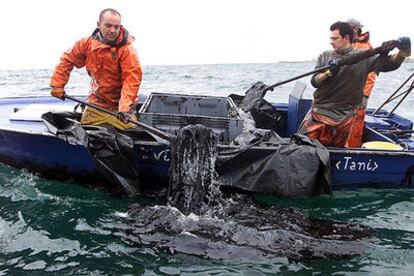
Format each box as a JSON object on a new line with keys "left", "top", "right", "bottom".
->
{"left": 50, "top": 8, "right": 142, "bottom": 130}
{"left": 347, "top": 18, "right": 376, "bottom": 148}
{"left": 298, "top": 21, "right": 410, "bottom": 147}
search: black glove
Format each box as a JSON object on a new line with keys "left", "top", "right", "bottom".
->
{"left": 381, "top": 40, "right": 399, "bottom": 53}
{"left": 397, "top": 36, "right": 411, "bottom": 57}
{"left": 117, "top": 112, "right": 131, "bottom": 124}
{"left": 327, "top": 59, "right": 340, "bottom": 76}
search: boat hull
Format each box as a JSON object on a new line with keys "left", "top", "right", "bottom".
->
{"left": 1, "top": 95, "right": 414, "bottom": 191}
{"left": 0, "top": 128, "right": 99, "bottom": 181}
{"left": 1, "top": 127, "right": 414, "bottom": 190}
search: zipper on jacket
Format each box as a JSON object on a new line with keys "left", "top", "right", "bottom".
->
{"left": 111, "top": 47, "right": 117, "bottom": 59}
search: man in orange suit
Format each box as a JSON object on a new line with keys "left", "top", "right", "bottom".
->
{"left": 347, "top": 19, "right": 376, "bottom": 147}
{"left": 50, "top": 8, "right": 142, "bottom": 130}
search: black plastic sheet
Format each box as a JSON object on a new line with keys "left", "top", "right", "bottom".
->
{"left": 217, "top": 131, "right": 332, "bottom": 197}
{"left": 230, "top": 81, "right": 282, "bottom": 129}
{"left": 42, "top": 111, "right": 139, "bottom": 195}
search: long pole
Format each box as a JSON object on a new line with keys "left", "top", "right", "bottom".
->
{"left": 64, "top": 95, "right": 172, "bottom": 141}
{"left": 264, "top": 45, "right": 387, "bottom": 93}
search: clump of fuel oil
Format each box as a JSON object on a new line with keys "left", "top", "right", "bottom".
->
{"left": 114, "top": 125, "right": 375, "bottom": 261}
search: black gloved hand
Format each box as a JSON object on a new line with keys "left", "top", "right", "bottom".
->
{"left": 397, "top": 36, "right": 411, "bottom": 57}
{"left": 381, "top": 40, "right": 399, "bottom": 53}
{"left": 327, "top": 59, "right": 340, "bottom": 76}
{"left": 117, "top": 112, "right": 131, "bottom": 124}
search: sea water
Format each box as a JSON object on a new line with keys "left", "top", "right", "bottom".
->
{"left": 1, "top": 62, "right": 414, "bottom": 274}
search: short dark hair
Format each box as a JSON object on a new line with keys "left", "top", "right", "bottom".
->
{"left": 99, "top": 8, "right": 121, "bottom": 22}
{"left": 330, "top": 21, "right": 353, "bottom": 43}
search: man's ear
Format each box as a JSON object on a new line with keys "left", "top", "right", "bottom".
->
{"left": 344, "top": 34, "right": 351, "bottom": 42}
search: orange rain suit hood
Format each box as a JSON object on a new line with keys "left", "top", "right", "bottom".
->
{"left": 50, "top": 27, "right": 142, "bottom": 113}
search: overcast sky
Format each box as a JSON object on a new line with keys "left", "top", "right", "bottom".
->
{"left": 1, "top": 0, "right": 413, "bottom": 70}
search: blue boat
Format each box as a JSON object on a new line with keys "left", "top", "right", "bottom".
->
{"left": 1, "top": 78, "right": 414, "bottom": 192}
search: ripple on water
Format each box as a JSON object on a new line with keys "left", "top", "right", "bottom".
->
{"left": 0, "top": 211, "right": 85, "bottom": 271}
{"left": 365, "top": 201, "right": 414, "bottom": 232}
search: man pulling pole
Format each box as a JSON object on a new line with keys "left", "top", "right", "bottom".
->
{"left": 298, "top": 21, "right": 410, "bottom": 147}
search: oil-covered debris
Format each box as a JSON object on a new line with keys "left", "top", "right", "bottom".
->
{"left": 168, "top": 124, "right": 220, "bottom": 215}
{"left": 117, "top": 194, "right": 374, "bottom": 261}
{"left": 116, "top": 125, "right": 374, "bottom": 261}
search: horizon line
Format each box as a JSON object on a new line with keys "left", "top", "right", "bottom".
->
{"left": 2, "top": 58, "right": 413, "bottom": 71}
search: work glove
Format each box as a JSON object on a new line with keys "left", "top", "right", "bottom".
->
{"left": 117, "top": 111, "right": 132, "bottom": 124}
{"left": 326, "top": 59, "right": 340, "bottom": 76}
{"left": 51, "top": 87, "right": 65, "bottom": 100}
{"left": 380, "top": 40, "right": 399, "bottom": 53}
{"left": 397, "top": 36, "right": 411, "bottom": 57}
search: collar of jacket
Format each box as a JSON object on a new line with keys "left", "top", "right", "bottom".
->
{"left": 91, "top": 26, "right": 129, "bottom": 49}
{"left": 335, "top": 46, "right": 354, "bottom": 56}
{"left": 354, "top": 32, "right": 370, "bottom": 43}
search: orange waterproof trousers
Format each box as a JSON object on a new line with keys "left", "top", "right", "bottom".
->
{"left": 347, "top": 107, "right": 365, "bottom": 148}
{"left": 299, "top": 111, "right": 354, "bottom": 147}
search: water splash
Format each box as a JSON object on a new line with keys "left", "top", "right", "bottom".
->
{"left": 168, "top": 124, "right": 222, "bottom": 215}
{"left": 0, "top": 169, "right": 55, "bottom": 202}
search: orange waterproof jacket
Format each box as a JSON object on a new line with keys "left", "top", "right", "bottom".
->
{"left": 50, "top": 27, "right": 142, "bottom": 112}
{"left": 353, "top": 32, "right": 376, "bottom": 98}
